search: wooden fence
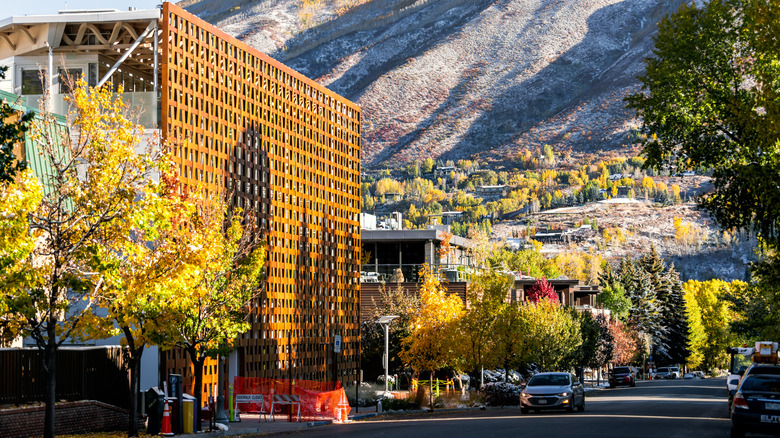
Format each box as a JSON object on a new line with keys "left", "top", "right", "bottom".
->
{"left": 0, "top": 346, "right": 130, "bottom": 409}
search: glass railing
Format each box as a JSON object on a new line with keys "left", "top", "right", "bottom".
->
{"left": 23, "top": 92, "right": 159, "bottom": 129}
{"left": 361, "top": 264, "right": 474, "bottom": 283}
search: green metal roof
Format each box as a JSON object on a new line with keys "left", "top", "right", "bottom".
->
{"left": 1, "top": 89, "right": 68, "bottom": 196}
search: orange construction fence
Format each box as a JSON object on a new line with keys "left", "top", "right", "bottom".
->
{"left": 233, "top": 377, "right": 350, "bottom": 422}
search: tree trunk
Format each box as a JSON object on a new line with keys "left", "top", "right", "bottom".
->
{"left": 43, "top": 335, "right": 57, "bottom": 438}
{"left": 191, "top": 353, "right": 205, "bottom": 432}
{"left": 127, "top": 349, "right": 141, "bottom": 437}
{"left": 124, "top": 328, "right": 143, "bottom": 437}
{"left": 429, "top": 370, "right": 434, "bottom": 412}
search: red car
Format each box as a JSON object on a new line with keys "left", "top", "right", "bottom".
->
{"left": 609, "top": 366, "right": 636, "bottom": 388}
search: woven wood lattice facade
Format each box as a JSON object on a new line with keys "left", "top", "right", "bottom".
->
{"left": 160, "top": 3, "right": 361, "bottom": 389}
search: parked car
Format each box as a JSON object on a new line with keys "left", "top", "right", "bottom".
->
{"left": 728, "top": 366, "right": 748, "bottom": 392}
{"left": 520, "top": 372, "right": 585, "bottom": 414}
{"left": 656, "top": 366, "right": 680, "bottom": 379}
{"left": 730, "top": 374, "right": 780, "bottom": 438}
{"left": 729, "top": 364, "right": 780, "bottom": 412}
{"left": 728, "top": 375, "right": 743, "bottom": 392}
{"left": 609, "top": 366, "right": 636, "bottom": 388}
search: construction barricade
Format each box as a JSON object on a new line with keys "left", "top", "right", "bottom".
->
{"left": 232, "top": 377, "right": 350, "bottom": 422}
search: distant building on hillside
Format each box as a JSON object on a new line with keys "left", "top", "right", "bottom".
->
{"left": 434, "top": 166, "right": 456, "bottom": 178}
{"left": 534, "top": 225, "right": 595, "bottom": 244}
{"left": 476, "top": 184, "right": 508, "bottom": 197}
{"left": 427, "top": 210, "right": 463, "bottom": 226}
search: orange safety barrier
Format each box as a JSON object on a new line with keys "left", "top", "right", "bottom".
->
{"left": 233, "top": 377, "right": 349, "bottom": 422}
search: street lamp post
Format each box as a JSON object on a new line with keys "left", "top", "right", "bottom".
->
{"left": 215, "top": 355, "right": 228, "bottom": 426}
{"left": 376, "top": 315, "right": 399, "bottom": 395}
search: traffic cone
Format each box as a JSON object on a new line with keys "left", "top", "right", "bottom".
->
{"left": 336, "top": 390, "right": 350, "bottom": 423}
{"left": 161, "top": 399, "right": 174, "bottom": 436}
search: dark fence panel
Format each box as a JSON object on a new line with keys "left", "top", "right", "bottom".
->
{"left": 0, "top": 347, "right": 130, "bottom": 409}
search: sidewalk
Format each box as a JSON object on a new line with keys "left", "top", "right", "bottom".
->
{"left": 179, "top": 406, "right": 379, "bottom": 437}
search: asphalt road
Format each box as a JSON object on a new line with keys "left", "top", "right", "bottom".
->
{"left": 284, "top": 378, "right": 733, "bottom": 438}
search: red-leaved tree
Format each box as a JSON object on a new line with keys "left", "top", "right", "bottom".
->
{"left": 526, "top": 277, "right": 559, "bottom": 304}
{"left": 610, "top": 320, "right": 640, "bottom": 365}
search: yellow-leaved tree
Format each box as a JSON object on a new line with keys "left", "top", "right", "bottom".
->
{"left": 518, "top": 299, "right": 582, "bottom": 372}
{"left": 0, "top": 80, "right": 157, "bottom": 438}
{"left": 156, "top": 188, "right": 265, "bottom": 430}
{"left": 684, "top": 279, "right": 745, "bottom": 370}
{"left": 455, "top": 270, "right": 514, "bottom": 384}
{"left": 84, "top": 159, "right": 191, "bottom": 436}
{"left": 0, "top": 169, "right": 43, "bottom": 343}
{"left": 400, "top": 263, "right": 464, "bottom": 408}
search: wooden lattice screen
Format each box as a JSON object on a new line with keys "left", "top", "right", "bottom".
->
{"left": 159, "top": 2, "right": 361, "bottom": 390}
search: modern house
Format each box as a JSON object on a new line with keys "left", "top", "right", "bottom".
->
{"left": 359, "top": 217, "right": 602, "bottom": 320}
{"left": 0, "top": 2, "right": 361, "bottom": 403}
{"left": 510, "top": 277, "right": 601, "bottom": 309}
{"left": 360, "top": 219, "right": 474, "bottom": 320}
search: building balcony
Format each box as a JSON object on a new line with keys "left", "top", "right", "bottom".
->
{"left": 361, "top": 263, "right": 474, "bottom": 284}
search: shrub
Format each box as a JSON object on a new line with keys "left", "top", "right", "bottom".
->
{"left": 433, "top": 391, "right": 485, "bottom": 409}
{"left": 481, "top": 382, "right": 521, "bottom": 406}
{"left": 381, "top": 395, "right": 420, "bottom": 411}
{"left": 346, "top": 382, "right": 383, "bottom": 407}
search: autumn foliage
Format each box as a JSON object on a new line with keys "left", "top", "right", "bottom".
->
{"left": 526, "top": 277, "right": 559, "bottom": 304}
{"left": 610, "top": 320, "right": 640, "bottom": 365}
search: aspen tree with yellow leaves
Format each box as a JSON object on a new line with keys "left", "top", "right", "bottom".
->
{"left": 155, "top": 187, "right": 265, "bottom": 431}
{"left": 400, "top": 263, "right": 464, "bottom": 409}
{"left": 0, "top": 80, "right": 158, "bottom": 438}
{"left": 84, "top": 161, "right": 196, "bottom": 437}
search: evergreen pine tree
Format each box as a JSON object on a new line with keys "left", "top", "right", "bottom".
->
{"left": 637, "top": 247, "right": 689, "bottom": 365}
{"left": 661, "top": 264, "right": 689, "bottom": 364}
{"left": 625, "top": 268, "right": 666, "bottom": 355}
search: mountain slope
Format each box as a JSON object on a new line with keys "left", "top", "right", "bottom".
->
{"left": 181, "top": 0, "right": 684, "bottom": 169}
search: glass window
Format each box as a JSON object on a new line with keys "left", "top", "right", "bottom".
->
{"left": 88, "top": 63, "right": 98, "bottom": 87}
{"left": 58, "top": 68, "right": 83, "bottom": 95}
{"left": 528, "top": 374, "right": 570, "bottom": 386}
{"left": 741, "top": 375, "right": 780, "bottom": 392}
{"left": 21, "top": 69, "right": 44, "bottom": 95}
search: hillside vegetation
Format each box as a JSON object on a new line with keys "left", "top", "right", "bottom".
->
{"left": 181, "top": 0, "right": 685, "bottom": 169}
{"left": 179, "top": 0, "right": 756, "bottom": 281}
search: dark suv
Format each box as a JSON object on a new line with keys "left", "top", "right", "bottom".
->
{"left": 609, "top": 366, "right": 636, "bottom": 388}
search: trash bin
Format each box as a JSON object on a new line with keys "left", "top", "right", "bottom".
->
{"left": 182, "top": 394, "right": 197, "bottom": 434}
{"left": 145, "top": 387, "right": 165, "bottom": 435}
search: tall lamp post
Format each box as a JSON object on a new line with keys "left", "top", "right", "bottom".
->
{"left": 215, "top": 355, "right": 228, "bottom": 426}
{"left": 376, "top": 315, "right": 399, "bottom": 395}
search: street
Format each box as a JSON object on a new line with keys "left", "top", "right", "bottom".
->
{"left": 286, "top": 378, "right": 732, "bottom": 438}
